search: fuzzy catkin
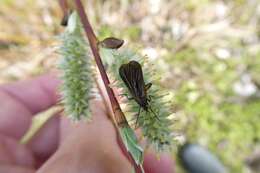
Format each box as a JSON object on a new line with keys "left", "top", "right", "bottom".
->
{"left": 100, "top": 48, "right": 174, "bottom": 152}
{"left": 58, "top": 12, "right": 93, "bottom": 121}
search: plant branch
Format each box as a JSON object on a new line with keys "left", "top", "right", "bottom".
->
{"left": 74, "top": 0, "right": 127, "bottom": 126}
{"left": 94, "top": 75, "right": 116, "bottom": 125}
{"left": 73, "top": 0, "right": 142, "bottom": 172}
{"left": 59, "top": 0, "right": 68, "bottom": 15}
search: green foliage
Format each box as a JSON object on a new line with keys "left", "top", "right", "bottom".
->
{"left": 100, "top": 48, "right": 174, "bottom": 152}
{"left": 0, "top": 0, "right": 14, "bottom": 5}
{"left": 165, "top": 47, "right": 260, "bottom": 172}
{"left": 119, "top": 127, "right": 144, "bottom": 167}
{"left": 123, "top": 25, "right": 142, "bottom": 41}
{"left": 248, "top": 52, "right": 260, "bottom": 87}
{"left": 183, "top": 0, "right": 210, "bottom": 11}
{"left": 98, "top": 25, "right": 114, "bottom": 40}
{"left": 58, "top": 12, "right": 93, "bottom": 121}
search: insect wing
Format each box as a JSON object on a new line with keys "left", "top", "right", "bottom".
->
{"left": 119, "top": 61, "right": 146, "bottom": 99}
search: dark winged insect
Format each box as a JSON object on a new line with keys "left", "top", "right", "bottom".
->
{"left": 119, "top": 60, "right": 159, "bottom": 126}
{"left": 99, "top": 37, "right": 124, "bottom": 49}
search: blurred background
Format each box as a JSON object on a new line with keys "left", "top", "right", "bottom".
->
{"left": 0, "top": 0, "right": 259, "bottom": 172}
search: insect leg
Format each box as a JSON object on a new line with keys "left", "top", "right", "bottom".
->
{"left": 128, "top": 111, "right": 150, "bottom": 124}
{"left": 149, "top": 107, "right": 160, "bottom": 121}
{"left": 145, "top": 83, "right": 152, "bottom": 91}
{"left": 147, "top": 93, "right": 157, "bottom": 102}
{"left": 147, "top": 95, "right": 152, "bottom": 102}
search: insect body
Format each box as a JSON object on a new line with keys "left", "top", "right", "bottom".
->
{"left": 119, "top": 60, "right": 158, "bottom": 126}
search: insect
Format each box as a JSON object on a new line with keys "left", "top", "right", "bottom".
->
{"left": 119, "top": 60, "right": 159, "bottom": 126}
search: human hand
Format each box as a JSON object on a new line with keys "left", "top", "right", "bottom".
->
{"left": 0, "top": 74, "right": 175, "bottom": 173}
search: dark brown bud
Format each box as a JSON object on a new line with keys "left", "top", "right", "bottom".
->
{"left": 99, "top": 37, "right": 124, "bottom": 49}
{"left": 60, "top": 10, "right": 72, "bottom": 27}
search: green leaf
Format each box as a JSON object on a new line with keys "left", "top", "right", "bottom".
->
{"left": 119, "top": 127, "right": 144, "bottom": 165}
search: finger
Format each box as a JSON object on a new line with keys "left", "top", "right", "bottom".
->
{"left": 0, "top": 90, "right": 32, "bottom": 138}
{"left": 95, "top": 79, "right": 175, "bottom": 173}
{"left": 0, "top": 74, "right": 60, "bottom": 114}
{"left": 0, "top": 74, "right": 60, "bottom": 140}
{"left": 143, "top": 151, "right": 175, "bottom": 173}
{"left": 38, "top": 100, "right": 133, "bottom": 173}
{"left": 59, "top": 99, "right": 109, "bottom": 141}
{"left": 27, "top": 115, "right": 60, "bottom": 168}
{"left": 0, "top": 164, "right": 35, "bottom": 173}
{"left": 0, "top": 75, "right": 61, "bottom": 163}
{"left": 0, "top": 134, "right": 35, "bottom": 168}
{"left": 0, "top": 89, "right": 60, "bottom": 164}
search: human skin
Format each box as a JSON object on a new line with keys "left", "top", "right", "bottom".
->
{"left": 0, "top": 74, "right": 174, "bottom": 173}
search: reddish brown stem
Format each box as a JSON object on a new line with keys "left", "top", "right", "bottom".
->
{"left": 73, "top": 0, "right": 142, "bottom": 172}
{"left": 59, "top": 0, "right": 68, "bottom": 15}
{"left": 74, "top": 0, "right": 127, "bottom": 125}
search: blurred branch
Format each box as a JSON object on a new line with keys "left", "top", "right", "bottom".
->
{"left": 59, "top": 0, "right": 68, "bottom": 15}
{"left": 73, "top": 0, "right": 142, "bottom": 172}
{"left": 74, "top": 0, "right": 127, "bottom": 126}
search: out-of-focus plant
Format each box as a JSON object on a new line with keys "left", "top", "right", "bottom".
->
{"left": 100, "top": 48, "right": 174, "bottom": 152}
{"left": 57, "top": 1, "right": 176, "bottom": 172}
{"left": 58, "top": 12, "right": 93, "bottom": 121}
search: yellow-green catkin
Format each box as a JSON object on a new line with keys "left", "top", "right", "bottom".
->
{"left": 58, "top": 12, "right": 93, "bottom": 121}
{"left": 100, "top": 48, "right": 174, "bottom": 152}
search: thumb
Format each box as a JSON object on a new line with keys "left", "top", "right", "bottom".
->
{"left": 37, "top": 100, "right": 132, "bottom": 173}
